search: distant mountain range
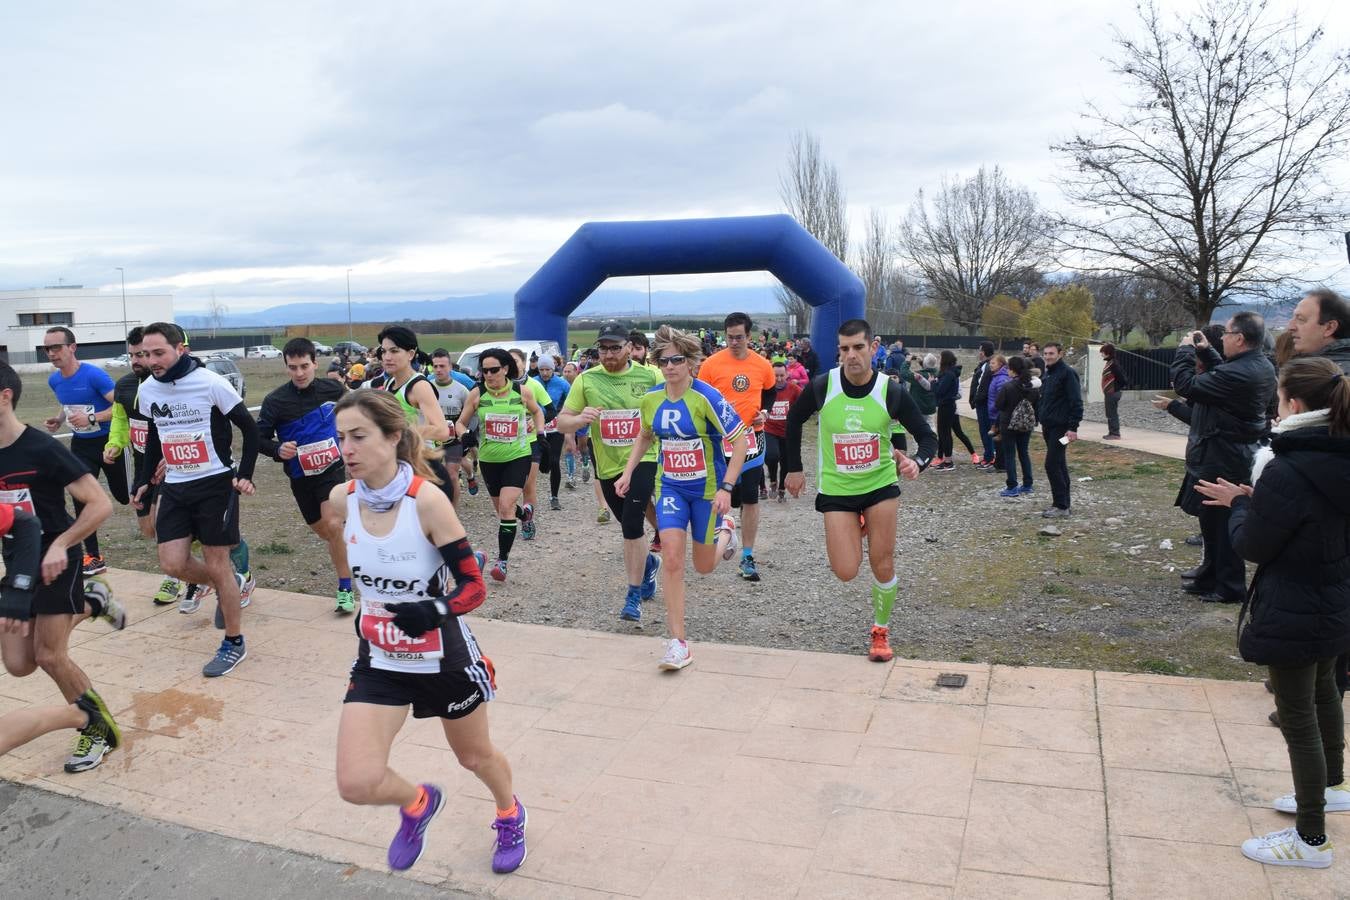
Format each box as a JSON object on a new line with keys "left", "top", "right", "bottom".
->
{"left": 180, "top": 287, "right": 782, "bottom": 329}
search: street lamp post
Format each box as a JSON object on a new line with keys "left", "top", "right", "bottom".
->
{"left": 115, "top": 267, "right": 127, "bottom": 339}
{"left": 346, "top": 268, "right": 353, "bottom": 342}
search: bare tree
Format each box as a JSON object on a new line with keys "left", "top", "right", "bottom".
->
{"left": 898, "top": 165, "right": 1051, "bottom": 334}
{"left": 1054, "top": 0, "right": 1350, "bottom": 327}
{"left": 207, "top": 292, "right": 228, "bottom": 337}
{"left": 777, "top": 130, "right": 849, "bottom": 331}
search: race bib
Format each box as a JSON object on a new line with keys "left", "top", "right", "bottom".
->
{"left": 359, "top": 603, "right": 444, "bottom": 663}
{"left": 598, "top": 409, "right": 641, "bottom": 446}
{"left": 0, "top": 488, "right": 34, "bottom": 516}
{"left": 661, "top": 438, "right": 707, "bottom": 482}
{"left": 129, "top": 418, "right": 148, "bottom": 453}
{"left": 162, "top": 431, "right": 211, "bottom": 473}
{"left": 296, "top": 438, "right": 340, "bottom": 476}
{"left": 542, "top": 417, "right": 558, "bottom": 435}
{"left": 722, "top": 429, "right": 761, "bottom": 459}
{"left": 832, "top": 432, "right": 883, "bottom": 473}
{"left": 484, "top": 413, "right": 521, "bottom": 443}
{"left": 64, "top": 405, "right": 99, "bottom": 434}
{"left": 768, "top": 400, "right": 789, "bottom": 422}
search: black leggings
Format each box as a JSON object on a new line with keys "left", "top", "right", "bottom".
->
{"left": 764, "top": 433, "right": 783, "bottom": 490}
{"left": 936, "top": 406, "right": 973, "bottom": 459}
{"left": 69, "top": 434, "right": 129, "bottom": 558}
{"left": 1269, "top": 658, "right": 1346, "bottom": 837}
{"left": 539, "top": 432, "right": 564, "bottom": 497}
{"left": 600, "top": 462, "right": 657, "bottom": 540}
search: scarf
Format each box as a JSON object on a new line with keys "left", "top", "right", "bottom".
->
{"left": 1250, "top": 409, "right": 1330, "bottom": 484}
{"left": 354, "top": 460, "right": 414, "bottom": 513}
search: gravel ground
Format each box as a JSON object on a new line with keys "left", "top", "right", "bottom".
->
{"left": 1083, "top": 397, "right": 1190, "bottom": 436}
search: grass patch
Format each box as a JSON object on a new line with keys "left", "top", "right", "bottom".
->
{"left": 1140, "top": 658, "right": 1182, "bottom": 675}
{"left": 257, "top": 540, "right": 293, "bottom": 555}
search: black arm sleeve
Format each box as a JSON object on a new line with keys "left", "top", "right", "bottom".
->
{"left": 256, "top": 396, "right": 282, "bottom": 461}
{"left": 227, "top": 402, "right": 261, "bottom": 481}
{"left": 136, "top": 419, "right": 163, "bottom": 495}
{"left": 783, "top": 374, "right": 828, "bottom": 473}
{"left": 0, "top": 510, "right": 43, "bottom": 621}
{"left": 886, "top": 381, "right": 938, "bottom": 468}
{"left": 759, "top": 386, "right": 777, "bottom": 415}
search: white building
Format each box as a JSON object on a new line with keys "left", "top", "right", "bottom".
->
{"left": 0, "top": 285, "right": 174, "bottom": 364}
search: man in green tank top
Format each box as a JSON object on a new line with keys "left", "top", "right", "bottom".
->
{"left": 783, "top": 319, "right": 937, "bottom": 663}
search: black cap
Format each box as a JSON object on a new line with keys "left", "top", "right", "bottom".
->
{"left": 596, "top": 321, "right": 628, "bottom": 344}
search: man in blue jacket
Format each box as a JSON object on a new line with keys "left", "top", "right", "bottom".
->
{"left": 1037, "top": 342, "right": 1083, "bottom": 518}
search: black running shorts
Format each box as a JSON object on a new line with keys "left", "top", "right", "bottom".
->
{"left": 480, "top": 456, "right": 531, "bottom": 497}
{"left": 156, "top": 471, "right": 240, "bottom": 546}
{"left": 814, "top": 483, "right": 901, "bottom": 514}
{"left": 599, "top": 460, "right": 656, "bottom": 540}
{"left": 289, "top": 465, "right": 347, "bottom": 526}
{"left": 345, "top": 660, "right": 495, "bottom": 720}
{"left": 30, "top": 544, "right": 84, "bottom": 616}
{"left": 730, "top": 464, "right": 763, "bottom": 509}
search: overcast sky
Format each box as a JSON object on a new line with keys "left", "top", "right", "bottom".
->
{"left": 2, "top": 0, "right": 1346, "bottom": 313}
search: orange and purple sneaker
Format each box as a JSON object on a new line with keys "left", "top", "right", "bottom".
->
{"left": 491, "top": 796, "right": 528, "bottom": 873}
{"left": 388, "top": 783, "right": 444, "bottom": 871}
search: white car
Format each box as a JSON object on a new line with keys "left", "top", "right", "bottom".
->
{"left": 312, "top": 342, "right": 333, "bottom": 355}
{"left": 457, "top": 339, "right": 562, "bottom": 376}
{"left": 246, "top": 345, "right": 282, "bottom": 359}
{"left": 104, "top": 354, "right": 131, "bottom": 369}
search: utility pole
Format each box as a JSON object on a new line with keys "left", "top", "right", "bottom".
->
{"left": 115, "top": 267, "right": 127, "bottom": 339}
{"left": 346, "top": 268, "right": 353, "bottom": 342}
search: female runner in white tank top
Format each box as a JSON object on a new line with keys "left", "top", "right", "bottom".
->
{"left": 328, "top": 390, "right": 527, "bottom": 875}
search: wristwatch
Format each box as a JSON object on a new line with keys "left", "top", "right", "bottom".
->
{"left": 718, "top": 481, "right": 735, "bottom": 492}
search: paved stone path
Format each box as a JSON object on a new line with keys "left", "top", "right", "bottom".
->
{"left": 2, "top": 568, "right": 1346, "bottom": 898}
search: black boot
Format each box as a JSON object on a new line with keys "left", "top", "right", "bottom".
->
{"left": 1180, "top": 562, "right": 1211, "bottom": 581}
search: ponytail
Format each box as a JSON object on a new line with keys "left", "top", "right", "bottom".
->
{"left": 1278, "top": 357, "right": 1350, "bottom": 437}
{"left": 1330, "top": 374, "right": 1350, "bottom": 438}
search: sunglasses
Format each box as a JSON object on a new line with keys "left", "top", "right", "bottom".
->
{"left": 656, "top": 355, "right": 687, "bottom": 367}
{"left": 43, "top": 343, "right": 69, "bottom": 352}
{"left": 480, "top": 365, "right": 506, "bottom": 375}
{"left": 597, "top": 344, "right": 626, "bottom": 354}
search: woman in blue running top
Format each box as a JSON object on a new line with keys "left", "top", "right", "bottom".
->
{"left": 328, "top": 390, "right": 527, "bottom": 876}
{"left": 615, "top": 325, "right": 746, "bottom": 671}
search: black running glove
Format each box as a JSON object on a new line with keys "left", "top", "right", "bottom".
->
{"left": 383, "top": 599, "right": 448, "bottom": 638}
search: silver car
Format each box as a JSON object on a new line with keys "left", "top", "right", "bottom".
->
{"left": 200, "top": 354, "right": 246, "bottom": 399}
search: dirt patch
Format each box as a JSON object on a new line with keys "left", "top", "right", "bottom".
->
{"left": 126, "top": 688, "right": 225, "bottom": 738}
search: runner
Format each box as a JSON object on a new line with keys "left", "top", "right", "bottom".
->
{"left": 762, "top": 359, "right": 802, "bottom": 502}
{"left": 0, "top": 362, "right": 126, "bottom": 771}
{"left": 557, "top": 321, "right": 662, "bottom": 621}
{"left": 103, "top": 327, "right": 183, "bottom": 605}
{"left": 41, "top": 326, "right": 129, "bottom": 575}
{"left": 373, "top": 327, "right": 456, "bottom": 506}
{"left": 783, "top": 318, "right": 937, "bottom": 662}
{"left": 508, "top": 349, "right": 556, "bottom": 539}
{"left": 453, "top": 349, "right": 544, "bottom": 582}
{"left": 698, "top": 312, "right": 776, "bottom": 582}
{"left": 534, "top": 356, "right": 569, "bottom": 512}
{"left": 615, "top": 326, "right": 745, "bottom": 670}
{"left": 330, "top": 389, "right": 526, "bottom": 875}
{"left": 430, "top": 350, "right": 470, "bottom": 507}
{"left": 444, "top": 354, "right": 481, "bottom": 496}
{"left": 257, "top": 338, "right": 354, "bottom": 614}
{"left": 132, "top": 322, "right": 259, "bottom": 677}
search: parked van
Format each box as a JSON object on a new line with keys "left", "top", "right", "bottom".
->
{"left": 456, "top": 339, "right": 562, "bottom": 377}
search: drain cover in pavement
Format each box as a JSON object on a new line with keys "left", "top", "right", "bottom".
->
{"left": 936, "top": 673, "right": 968, "bottom": 688}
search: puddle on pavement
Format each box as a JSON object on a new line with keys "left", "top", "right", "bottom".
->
{"left": 127, "top": 689, "right": 224, "bottom": 738}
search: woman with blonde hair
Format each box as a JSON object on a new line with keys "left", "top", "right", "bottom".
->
{"left": 328, "top": 389, "right": 527, "bottom": 876}
{"left": 615, "top": 325, "right": 746, "bottom": 670}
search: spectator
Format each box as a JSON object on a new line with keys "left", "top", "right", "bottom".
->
{"left": 934, "top": 350, "right": 976, "bottom": 467}
{"left": 980, "top": 354, "right": 1009, "bottom": 474}
{"left": 871, "top": 336, "right": 887, "bottom": 371}
{"left": 1193, "top": 356, "right": 1350, "bottom": 869}
{"left": 1171, "top": 313, "right": 1277, "bottom": 603}
{"left": 797, "top": 338, "right": 820, "bottom": 379}
{"left": 1037, "top": 342, "right": 1084, "bottom": 518}
{"left": 1288, "top": 287, "right": 1350, "bottom": 374}
{"left": 1023, "top": 340, "right": 1046, "bottom": 377}
{"left": 908, "top": 353, "right": 938, "bottom": 418}
{"left": 993, "top": 355, "right": 1039, "bottom": 496}
{"left": 970, "top": 341, "right": 997, "bottom": 468}
{"left": 885, "top": 341, "right": 909, "bottom": 378}
{"left": 1100, "top": 343, "right": 1129, "bottom": 439}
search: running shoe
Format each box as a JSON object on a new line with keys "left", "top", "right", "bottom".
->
{"left": 335, "top": 588, "right": 356, "bottom": 615}
{"left": 1241, "top": 827, "right": 1332, "bottom": 868}
{"left": 565, "top": 474, "right": 576, "bottom": 491}
{"left": 934, "top": 461, "right": 956, "bottom": 472}
{"left": 64, "top": 727, "right": 112, "bottom": 773}
{"left": 777, "top": 488, "right": 786, "bottom": 504}
{"left": 597, "top": 507, "right": 611, "bottom": 524}
{"left": 549, "top": 496, "right": 562, "bottom": 512}
{"left": 240, "top": 571, "right": 255, "bottom": 607}
{"left": 739, "top": 555, "right": 761, "bottom": 582}
{"left": 81, "top": 554, "right": 108, "bottom": 576}
{"left": 758, "top": 486, "right": 768, "bottom": 501}
{"left": 85, "top": 576, "right": 125, "bottom": 630}
{"left": 214, "top": 573, "right": 251, "bottom": 629}
{"left": 1273, "top": 783, "right": 1350, "bottom": 813}
{"left": 520, "top": 504, "right": 535, "bottom": 541}
{"left": 1017, "top": 484, "right": 1033, "bottom": 495}
{"left": 868, "top": 625, "right": 894, "bottom": 662}
{"left": 474, "top": 551, "right": 486, "bottom": 573}
{"left": 74, "top": 688, "right": 121, "bottom": 751}
{"left": 581, "top": 462, "right": 592, "bottom": 484}
{"left": 203, "top": 638, "right": 247, "bottom": 677}
{"left": 491, "top": 796, "right": 528, "bottom": 873}
{"left": 620, "top": 587, "right": 642, "bottom": 622}
{"left": 998, "top": 487, "right": 1021, "bottom": 498}
{"left": 152, "top": 577, "right": 183, "bottom": 605}
{"left": 718, "top": 515, "right": 739, "bottom": 561}
{"left": 640, "top": 553, "right": 661, "bottom": 601}
{"left": 388, "top": 784, "right": 445, "bottom": 872}
{"left": 466, "top": 477, "right": 479, "bottom": 496}
{"left": 490, "top": 560, "right": 508, "bottom": 582}
{"left": 180, "top": 583, "right": 202, "bottom": 614}
{"left": 658, "top": 637, "right": 692, "bottom": 670}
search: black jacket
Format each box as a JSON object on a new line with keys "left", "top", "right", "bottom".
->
{"left": 1171, "top": 346, "right": 1276, "bottom": 482}
{"left": 971, "top": 360, "right": 992, "bottom": 410}
{"left": 1036, "top": 360, "right": 1083, "bottom": 430}
{"left": 994, "top": 375, "right": 1040, "bottom": 433}
{"left": 1231, "top": 424, "right": 1350, "bottom": 666}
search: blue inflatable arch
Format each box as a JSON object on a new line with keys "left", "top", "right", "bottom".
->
{"left": 513, "top": 214, "right": 864, "bottom": 369}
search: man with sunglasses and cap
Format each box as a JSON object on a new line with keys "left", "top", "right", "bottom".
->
{"left": 557, "top": 322, "right": 662, "bottom": 622}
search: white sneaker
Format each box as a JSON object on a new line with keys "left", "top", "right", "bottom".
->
{"left": 658, "top": 638, "right": 692, "bottom": 671}
{"left": 1274, "top": 782, "right": 1350, "bottom": 813}
{"left": 718, "top": 515, "right": 738, "bottom": 561}
{"left": 1241, "top": 827, "right": 1333, "bottom": 868}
